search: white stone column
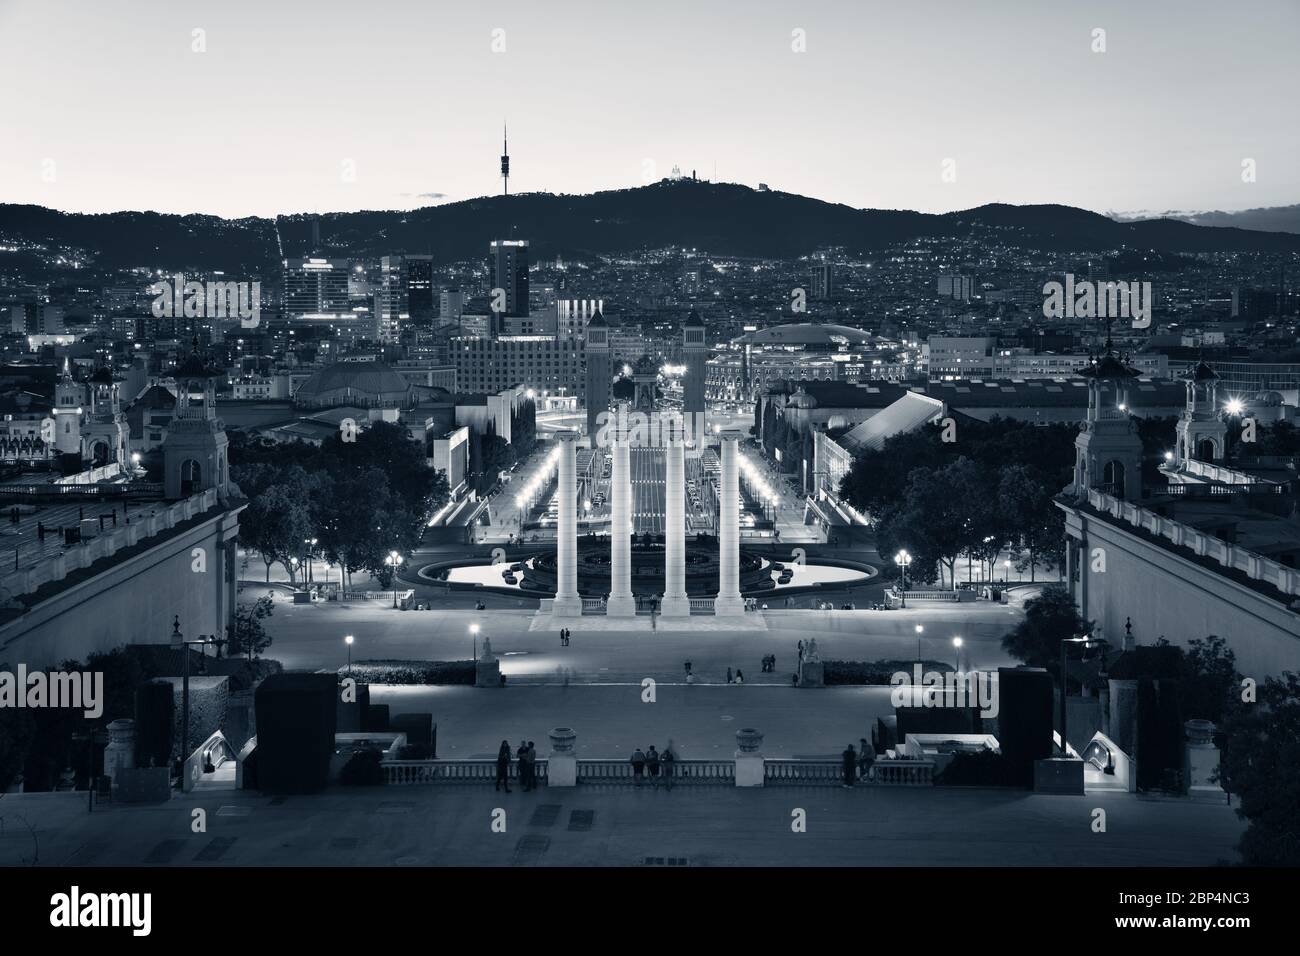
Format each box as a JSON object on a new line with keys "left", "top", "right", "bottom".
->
{"left": 606, "top": 409, "right": 635, "bottom": 617}
{"left": 715, "top": 431, "right": 744, "bottom": 616}
{"left": 661, "top": 417, "right": 690, "bottom": 617}
{"left": 553, "top": 431, "right": 582, "bottom": 618}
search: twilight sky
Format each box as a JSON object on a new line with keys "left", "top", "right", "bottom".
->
{"left": 1, "top": 0, "right": 1297, "bottom": 219}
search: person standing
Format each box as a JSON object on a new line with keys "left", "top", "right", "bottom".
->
{"left": 841, "top": 743, "right": 857, "bottom": 789}
{"left": 858, "top": 737, "right": 874, "bottom": 780}
{"left": 661, "top": 743, "right": 675, "bottom": 791}
{"left": 646, "top": 745, "right": 661, "bottom": 789}
{"left": 526, "top": 741, "right": 538, "bottom": 789}
{"left": 735, "top": 668, "right": 745, "bottom": 685}
{"left": 495, "top": 740, "right": 512, "bottom": 792}
{"left": 726, "top": 667, "right": 733, "bottom": 684}
{"left": 517, "top": 740, "right": 530, "bottom": 791}
{"left": 630, "top": 747, "right": 646, "bottom": 786}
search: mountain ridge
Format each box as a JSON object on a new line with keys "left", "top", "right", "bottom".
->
{"left": 3, "top": 181, "right": 1298, "bottom": 274}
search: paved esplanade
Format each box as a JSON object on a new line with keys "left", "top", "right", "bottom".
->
{"left": 715, "top": 431, "right": 744, "bottom": 616}
{"left": 553, "top": 430, "right": 582, "bottom": 617}
{"left": 606, "top": 411, "right": 635, "bottom": 617}
{"left": 4, "top": 785, "right": 1244, "bottom": 868}
{"left": 661, "top": 419, "right": 689, "bottom": 617}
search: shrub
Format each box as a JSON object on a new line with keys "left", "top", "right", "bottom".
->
{"left": 934, "top": 750, "right": 1021, "bottom": 787}
{"left": 340, "top": 660, "right": 475, "bottom": 685}
{"left": 339, "top": 749, "right": 385, "bottom": 786}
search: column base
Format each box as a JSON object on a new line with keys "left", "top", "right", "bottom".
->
{"left": 547, "top": 754, "right": 577, "bottom": 787}
{"left": 660, "top": 593, "right": 691, "bottom": 618}
{"left": 734, "top": 752, "right": 765, "bottom": 787}
{"left": 606, "top": 593, "right": 636, "bottom": 618}
{"left": 552, "top": 595, "right": 583, "bottom": 618}
{"left": 714, "top": 594, "right": 746, "bottom": 617}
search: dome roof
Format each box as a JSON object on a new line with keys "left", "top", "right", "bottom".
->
{"left": 733, "top": 323, "right": 873, "bottom": 348}
{"left": 295, "top": 358, "right": 412, "bottom": 407}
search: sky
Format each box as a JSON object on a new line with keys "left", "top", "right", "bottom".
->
{"left": 1, "top": 0, "right": 1297, "bottom": 219}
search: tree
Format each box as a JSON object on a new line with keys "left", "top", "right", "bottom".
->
{"left": 241, "top": 482, "right": 313, "bottom": 583}
{"left": 998, "top": 464, "right": 1064, "bottom": 582}
{"left": 1001, "top": 585, "right": 1092, "bottom": 667}
{"left": 1178, "top": 635, "right": 1239, "bottom": 725}
{"left": 228, "top": 596, "right": 275, "bottom": 661}
{"left": 885, "top": 457, "right": 991, "bottom": 587}
{"left": 1217, "top": 672, "right": 1300, "bottom": 865}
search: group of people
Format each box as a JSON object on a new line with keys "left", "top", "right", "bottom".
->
{"left": 629, "top": 743, "right": 676, "bottom": 789}
{"left": 840, "top": 738, "right": 876, "bottom": 788}
{"left": 725, "top": 667, "right": 745, "bottom": 684}
{"left": 495, "top": 739, "right": 540, "bottom": 792}
{"left": 759, "top": 654, "right": 777, "bottom": 672}
{"left": 558, "top": 627, "right": 571, "bottom": 646}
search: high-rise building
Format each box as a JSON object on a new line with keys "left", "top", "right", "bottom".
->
{"left": 374, "top": 256, "right": 408, "bottom": 343}
{"left": 405, "top": 255, "right": 435, "bottom": 325}
{"left": 489, "top": 240, "right": 529, "bottom": 319}
{"left": 440, "top": 288, "right": 465, "bottom": 323}
{"left": 283, "top": 257, "right": 352, "bottom": 320}
{"left": 810, "top": 263, "right": 833, "bottom": 300}
{"left": 937, "top": 274, "right": 975, "bottom": 300}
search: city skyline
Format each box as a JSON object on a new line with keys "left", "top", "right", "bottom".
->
{"left": 2, "top": 0, "right": 1298, "bottom": 219}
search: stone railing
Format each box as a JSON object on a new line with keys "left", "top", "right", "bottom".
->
{"left": 381, "top": 755, "right": 936, "bottom": 787}
{"left": 0, "top": 487, "right": 219, "bottom": 599}
{"left": 1086, "top": 488, "right": 1300, "bottom": 597}
{"left": 383, "top": 759, "right": 549, "bottom": 786}
{"left": 578, "top": 759, "right": 735, "bottom": 784}
{"left": 764, "top": 759, "right": 842, "bottom": 785}
{"left": 582, "top": 598, "right": 606, "bottom": 614}
{"left": 688, "top": 597, "right": 716, "bottom": 614}
{"left": 338, "top": 589, "right": 414, "bottom": 603}
{"left": 869, "top": 758, "right": 936, "bottom": 786}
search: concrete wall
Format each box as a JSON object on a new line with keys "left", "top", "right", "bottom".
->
{"left": 1064, "top": 509, "right": 1300, "bottom": 679}
{"left": 0, "top": 507, "right": 241, "bottom": 670}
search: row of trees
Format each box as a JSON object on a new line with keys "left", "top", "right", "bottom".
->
{"left": 465, "top": 399, "right": 536, "bottom": 496}
{"left": 838, "top": 418, "right": 1078, "bottom": 585}
{"left": 231, "top": 422, "right": 448, "bottom": 588}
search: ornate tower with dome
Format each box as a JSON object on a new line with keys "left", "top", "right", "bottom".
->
{"left": 162, "top": 348, "right": 230, "bottom": 500}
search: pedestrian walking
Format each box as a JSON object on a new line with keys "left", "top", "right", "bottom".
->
{"left": 726, "top": 667, "right": 733, "bottom": 684}
{"left": 559, "top": 627, "right": 565, "bottom": 647}
{"left": 495, "top": 740, "right": 512, "bottom": 792}
{"left": 661, "top": 743, "right": 675, "bottom": 791}
{"left": 646, "top": 745, "right": 661, "bottom": 789}
{"left": 631, "top": 747, "right": 646, "bottom": 786}
{"left": 842, "top": 743, "right": 857, "bottom": 788}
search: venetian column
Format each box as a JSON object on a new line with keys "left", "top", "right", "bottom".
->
{"left": 660, "top": 415, "right": 690, "bottom": 617}
{"left": 606, "top": 407, "right": 636, "bottom": 617}
{"left": 553, "top": 430, "right": 583, "bottom": 618}
{"left": 714, "top": 431, "right": 745, "bottom": 616}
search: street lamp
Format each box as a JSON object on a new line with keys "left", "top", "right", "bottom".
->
{"left": 1060, "top": 634, "right": 1106, "bottom": 757}
{"left": 170, "top": 616, "right": 215, "bottom": 784}
{"left": 470, "top": 622, "right": 480, "bottom": 661}
{"left": 952, "top": 636, "right": 963, "bottom": 671}
{"left": 344, "top": 634, "right": 354, "bottom": 676}
{"left": 915, "top": 624, "right": 923, "bottom": 664}
{"left": 385, "top": 550, "right": 403, "bottom": 607}
{"left": 894, "top": 550, "right": 912, "bottom": 607}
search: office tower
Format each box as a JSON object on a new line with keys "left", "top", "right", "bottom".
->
{"left": 283, "top": 257, "right": 352, "bottom": 320}
{"left": 405, "top": 255, "right": 435, "bottom": 325}
{"left": 937, "top": 274, "right": 974, "bottom": 300}
{"left": 584, "top": 308, "right": 611, "bottom": 437}
{"left": 440, "top": 288, "right": 465, "bottom": 323}
{"left": 810, "top": 263, "right": 833, "bottom": 300}
{"left": 374, "top": 256, "right": 407, "bottom": 343}
{"left": 489, "top": 239, "right": 529, "bottom": 319}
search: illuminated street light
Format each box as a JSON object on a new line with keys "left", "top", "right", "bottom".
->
{"left": 344, "top": 634, "right": 354, "bottom": 675}
{"left": 952, "top": 636, "right": 963, "bottom": 671}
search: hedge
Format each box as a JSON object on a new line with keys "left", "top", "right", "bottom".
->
{"left": 823, "top": 660, "right": 955, "bottom": 686}
{"left": 340, "top": 660, "right": 476, "bottom": 685}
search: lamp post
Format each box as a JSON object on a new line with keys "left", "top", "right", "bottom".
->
{"left": 344, "top": 634, "right": 354, "bottom": 676}
{"left": 915, "top": 624, "right": 924, "bottom": 665}
{"left": 171, "top": 616, "right": 215, "bottom": 784}
{"left": 386, "top": 550, "right": 403, "bottom": 608}
{"left": 1060, "top": 634, "right": 1105, "bottom": 757}
{"left": 70, "top": 729, "right": 107, "bottom": 812}
{"left": 894, "top": 550, "right": 912, "bottom": 607}
{"left": 470, "top": 622, "right": 480, "bottom": 661}
{"left": 952, "top": 636, "right": 963, "bottom": 671}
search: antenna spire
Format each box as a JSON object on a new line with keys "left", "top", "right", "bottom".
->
{"left": 500, "top": 122, "right": 510, "bottom": 196}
